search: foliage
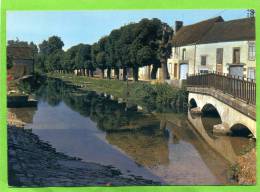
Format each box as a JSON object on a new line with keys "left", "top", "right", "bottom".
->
{"left": 51, "top": 73, "right": 187, "bottom": 112}
{"left": 7, "top": 56, "right": 13, "bottom": 69}
{"left": 8, "top": 18, "right": 173, "bottom": 81}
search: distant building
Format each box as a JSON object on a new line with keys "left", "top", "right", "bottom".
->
{"left": 167, "top": 16, "right": 256, "bottom": 80}
{"left": 7, "top": 46, "right": 34, "bottom": 79}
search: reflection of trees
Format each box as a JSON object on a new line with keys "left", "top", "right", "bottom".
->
{"left": 106, "top": 127, "right": 169, "bottom": 168}
{"left": 35, "top": 78, "right": 161, "bottom": 132}
{"left": 35, "top": 78, "right": 68, "bottom": 106}
{"left": 35, "top": 78, "right": 171, "bottom": 167}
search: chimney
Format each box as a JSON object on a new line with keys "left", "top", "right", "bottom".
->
{"left": 175, "top": 21, "right": 183, "bottom": 34}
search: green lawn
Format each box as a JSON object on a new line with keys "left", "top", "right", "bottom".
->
{"left": 48, "top": 73, "right": 187, "bottom": 112}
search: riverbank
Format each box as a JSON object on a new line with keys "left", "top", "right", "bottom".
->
{"left": 8, "top": 123, "right": 161, "bottom": 187}
{"left": 230, "top": 147, "right": 256, "bottom": 185}
{"left": 47, "top": 73, "right": 187, "bottom": 111}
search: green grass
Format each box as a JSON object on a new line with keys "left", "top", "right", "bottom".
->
{"left": 48, "top": 73, "right": 188, "bottom": 112}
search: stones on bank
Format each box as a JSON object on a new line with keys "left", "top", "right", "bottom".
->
{"left": 8, "top": 126, "right": 161, "bottom": 187}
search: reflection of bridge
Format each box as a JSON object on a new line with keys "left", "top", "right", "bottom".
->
{"left": 187, "top": 73, "right": 256, "bottom": 138}
{"left": 187, "top": 111, "right": 247, "bottom": 163}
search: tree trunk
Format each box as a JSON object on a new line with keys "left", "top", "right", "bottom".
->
{"left": 151, "top": 65, "right": 158, "bottom": 79}
{"left": 123, "top": 67, "right": 127, "bottom": 81}
{"left": 87, "top": 69, "right": 90, "bottom": 77}
{"left": 115, "top": 68, "right": 119, "bottom": 80}
{"left": 101, "top": 69, "right": 105, "bottom": 79}
{"left": 133, "top": 66, "right": 139, "bottom": 82}
{"left": 107, "top": 68, "right": 111, "bottom": 79}
{"left": 90, "top": 70, "right": 94, "bottom": 77}
{"left": 147, "top": 65, "right": 151, "bottom": 80}
{"left": 160, "top": 60, "right": 169, "bottom": 81}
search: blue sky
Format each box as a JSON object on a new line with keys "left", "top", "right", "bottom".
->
{"left": 7, "top": 10, "right": 247, "bottom": 50}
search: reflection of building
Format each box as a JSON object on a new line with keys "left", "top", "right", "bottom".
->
{"left": 9, "top": 107, "right": 37, "bottom": 125}
{"left": 167, "top": 16, "right": 255, "bottom": 80}
{"left": 7, "top": 46, "right": 34, "bottom": 79}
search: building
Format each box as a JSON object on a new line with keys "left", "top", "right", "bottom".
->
{"left": 167, "top": 16, "right": 256, "bottom": 80}
{"left": 7, "top": 46, "right": 34, "bottom": 79}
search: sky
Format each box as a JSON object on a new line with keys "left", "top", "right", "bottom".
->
{"left": 7, "top": 10, "right": 247, "bottom": 50}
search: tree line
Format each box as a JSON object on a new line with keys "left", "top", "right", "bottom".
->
{"left": 8, "top": 18, "right": 173, "bottom": 81}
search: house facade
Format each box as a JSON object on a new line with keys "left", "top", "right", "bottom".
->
{"left": 167, "top": 16, "right": 256, "bottom": 80}
{"left": 7, "top": 46, "right": 34, "bottom": 79}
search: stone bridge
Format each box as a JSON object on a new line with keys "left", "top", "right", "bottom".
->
{"left": 187, "top": 87, "right": 256, "bottom": 138}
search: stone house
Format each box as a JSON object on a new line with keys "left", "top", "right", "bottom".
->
{"left": 167, "top": 16, "right": 256, "bottom": 80}
{"left": 7, "top": 46, "right": 34, "bottom": 79}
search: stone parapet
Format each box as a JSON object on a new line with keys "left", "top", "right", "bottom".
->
{"left": 187, "top": 87, "right": 256, "bottom": 120}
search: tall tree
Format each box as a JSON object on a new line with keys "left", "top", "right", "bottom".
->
{"left": 38, "top": 36, "right": 64, "bottom": 72}
{"left": 159, "top": 24, "right": 173, "bottom": 80}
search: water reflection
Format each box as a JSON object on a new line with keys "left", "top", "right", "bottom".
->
{"left": 106, "top": 128, "right": 170, "bottom": 168}
{"left": 9, "top": 107, "right": 37, "bottom": 124}
{"left": 13, "top": 78, "right": 253, "bottom": 185}
{"left": 188, "top": 111, "right": 253, "bottom": 163}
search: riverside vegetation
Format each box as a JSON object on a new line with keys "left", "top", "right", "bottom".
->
{"left": 21, "top": 73, "right": 188, "bottom": 112}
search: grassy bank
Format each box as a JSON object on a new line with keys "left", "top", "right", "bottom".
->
{"left": 48, "top": 73, "right": 187, "bottom": 112}
{"left": 229, "top": 143, "right": 256, "bottom": 185}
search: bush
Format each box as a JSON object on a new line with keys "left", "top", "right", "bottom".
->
{"left": 127, "top": 82, "right": 186, "bottom": 112}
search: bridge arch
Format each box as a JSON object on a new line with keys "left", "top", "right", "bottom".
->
{"left": 230, "top": 123, "right": 254, "bottom": 138}
{"left": 188, "top": 92, "right": 256, "bottom": 138}
{"left": 201, "top": 103, "right": 221, "bottom": 120}
{"left": 189, "top": 98, "right": 198, "bottom": 109}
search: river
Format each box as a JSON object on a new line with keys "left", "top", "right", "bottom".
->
{"left": 8, "top": 78, "right": 254, "bottom": 186}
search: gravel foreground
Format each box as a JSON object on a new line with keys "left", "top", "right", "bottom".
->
{"left": 8, "top": 125, "right": 161, "bottom": 187}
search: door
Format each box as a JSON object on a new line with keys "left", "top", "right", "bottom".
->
{"left": 229, "top": 65, "right": 243, "bottom": 78}
{"left": 179, "top": 63, "right": 188, "bottom": 80}
{"left": 216, "top": 48, "right": 223, "bottom": 74}
{"left": 233, "top": 48, "right": 240, "bottom": 64}
{"left": 174, "top": 63, "right": 178, "bottom": 78}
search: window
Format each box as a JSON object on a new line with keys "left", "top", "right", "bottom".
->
{"left": 168, "top": 63, "right": 172, "bottom": 74}
{"left": 247, "top": 67, "right": 255, "bottom": 80}
{"left": 216, "top": 48, "right": 223, "bottom": 64}
{"left": 199, "top": 69, "right": 209, "bottom": 74}
{"left": 248, "top": 42, "right": 255, "bottom": 60}
{"left": 174, "top": 47, "right": 178, "bottom": 54}
{"left": 201, "top": 56, "right": 207, "bottom": 66}
{"left": 233, "top": 48, "right": 240, "bottom": 64}
{"left": 182, "top": 48, "right": 186, "bottom": 60}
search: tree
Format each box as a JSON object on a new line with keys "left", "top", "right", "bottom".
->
{"left": 8, "top": 39, "right": 29, "bottom": 47}
{"left": 48, "top": 36, "right": 64, "bottom": 53}
{"left": 96, "top": 52, "right": 107, "bottom": 78}
{"left": 7, "top": 56, "right": 13, "bottom": 69}
{"left": 38, "top": 36, "right": 64, "bottom": 72}
{"left": 75, "top": 44, "right": 93, "bottom": 76}
{"left": 159, "top": 24, "right": 173, "bottom": 80}
{"left": 45, "top": 50, "right": 64, "bottom": 72}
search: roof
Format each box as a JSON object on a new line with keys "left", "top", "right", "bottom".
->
{"left": 200, "top": 17, "right": 255, "bottom": 44}
{"left": 172, "top": 16, "right": 255, "bottom": 46}
{"left": 7, "top": 46, "right": 34, "bottom": 60}
{"left": 172, "top": 16, "right": 224, "bottom": 47}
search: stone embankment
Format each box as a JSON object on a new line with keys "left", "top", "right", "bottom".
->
{"left": 8, "top": 125, "right": 161, "bottom": 187}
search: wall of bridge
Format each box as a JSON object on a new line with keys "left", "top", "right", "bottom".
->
{"left": 188, "top": 92, "right": 256, "bottom": 138}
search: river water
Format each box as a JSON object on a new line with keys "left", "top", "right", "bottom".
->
{"left": 9, "top": 78, "right": 254, "bottom": 185}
